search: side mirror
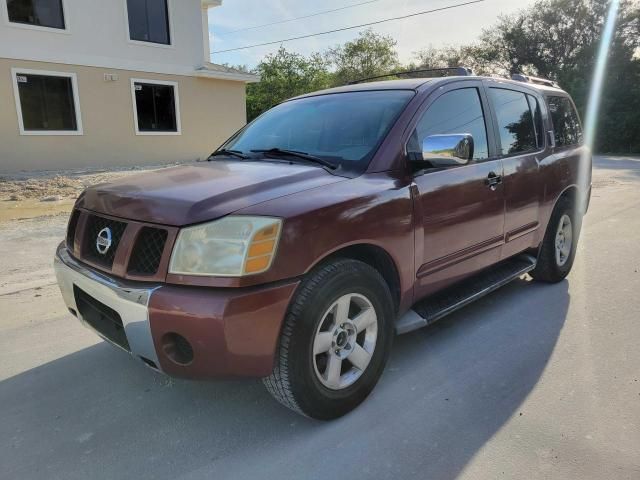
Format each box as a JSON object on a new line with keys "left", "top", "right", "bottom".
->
{"left": 420, "top": 134, "right": 474, "bottom": 167}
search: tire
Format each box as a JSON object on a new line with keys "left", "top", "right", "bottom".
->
{"left": 263, "top": 258, "right": 394, "bottom": 420}
{"left": 530, "top": 196, "right": 581, "bottom": 283}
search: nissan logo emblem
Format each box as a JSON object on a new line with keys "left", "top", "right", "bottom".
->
{"left": 96, "top": 227, "right": 113, "bottom": 255}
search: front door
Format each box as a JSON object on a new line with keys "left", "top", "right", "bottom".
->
{"left": 407, "top": 82, "right": 505, "bottom": 299}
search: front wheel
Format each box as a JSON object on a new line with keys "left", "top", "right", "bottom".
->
{"left": 530, "top": 196, "right": 581, "bottom": 283}
{"left": 263, "top": 259, "right": 394, "bottom": 420}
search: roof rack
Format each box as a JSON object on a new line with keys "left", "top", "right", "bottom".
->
{"left": 347, "top": 66, "right": 473, "bottom": 85}
{"left": 511, "top": 73, "right": 558, "bottom": 88}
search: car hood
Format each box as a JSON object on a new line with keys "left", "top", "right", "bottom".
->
{"left": 76, "top": 160, "right": 346, "bottom": 226}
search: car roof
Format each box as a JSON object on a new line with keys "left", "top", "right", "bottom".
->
{"left": 288, "top": 75, "right": 568, "bottom": 101}
{"left": 289, "top": 78, "right": 436, "bottom": 100}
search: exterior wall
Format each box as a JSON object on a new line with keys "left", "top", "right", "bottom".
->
{"left": 0, "top": 58, "right": 247, "bottom": 172}
{"left": 0, "top": 0, "right": 206, "bottom": 76}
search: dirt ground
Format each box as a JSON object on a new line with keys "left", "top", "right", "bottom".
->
{"left": 0, "top": 163, "right": 183, "bottom": 222}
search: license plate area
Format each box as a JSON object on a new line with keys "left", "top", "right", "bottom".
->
{"left": 73, "top": 285, "right": 130, "bottom": 351}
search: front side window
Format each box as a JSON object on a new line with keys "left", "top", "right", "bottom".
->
{"left": 407, "top": 88, "right": 489, "bottom": 161}
{"left": 489, "top": 88, "right": 537, "bottom": 155}
{"left": 126, "top": 0, "right": 170, "bottom": 45}
{"left": 14, "top": 71, "right": 80, "bottom": 133}
{"left": 547, "top": 96, "right": 583, "bottom": 147}
{"left": 133, "top": 81, "right": 179, "bottom": 133}
{"left": 7, "top": 0, "right": 65, "bottom": 29}
{"left": 224, "top": 90, "right": 414, "bottom": 173}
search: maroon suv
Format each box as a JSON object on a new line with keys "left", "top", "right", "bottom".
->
{"left": 55, "top": 74, "right": 591, "bottom": 419}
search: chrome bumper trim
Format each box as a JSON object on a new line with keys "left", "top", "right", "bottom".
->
{"left": 54, "top": 243, "right": 161, "bottom": 369}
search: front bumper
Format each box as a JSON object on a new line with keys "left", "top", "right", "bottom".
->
{"left": 54, "top": 243, "right": 299, "bottom": 378}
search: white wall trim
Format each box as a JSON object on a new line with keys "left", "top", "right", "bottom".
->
{"left": 122, "top": 0, "right": 175, "bottom": 49}
{"left": 130, "top": 78, "right": 182, "bottom": 136}
{"left": 11, "top": 67, "right": 84, "bottom": 136}
{"left": 1, "top": 0, "right": 72, "bottom": 35}
{"left": 1, "top": 51, "right": 257, "bottom": 82}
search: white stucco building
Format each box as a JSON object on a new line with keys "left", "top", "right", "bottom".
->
{"left": 0, "top": 0, "right": 257, "bottom": 172}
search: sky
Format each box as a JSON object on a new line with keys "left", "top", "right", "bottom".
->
{"left": 208, "top": 0, "right": 539, "bottom": 68}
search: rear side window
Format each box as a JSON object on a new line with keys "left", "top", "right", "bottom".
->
{"left": 547, "top": 96, "right": 583, "bottom": 147}
{"left": 527, "top": 94, "right": 544, "bottom": 148}
{"left": 408, "top": 88, "right": 489, "bottom": 161}
{"left": 489, "top": 88, "right": 537, "bottom": 155}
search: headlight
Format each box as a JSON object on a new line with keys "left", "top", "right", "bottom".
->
{"left": 169, "top": 216, "right": 282, "bottom": 277}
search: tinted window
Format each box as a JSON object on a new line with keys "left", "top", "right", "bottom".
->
{"left": 225, "top": 90, "right": 414, "bottom": 173}
{"left": 134, "top": 82, "right": 177, "bottom": 132}
{"left": 548, "top": 96, "right": 583, "bottom": 147}
{"left": 7, "top": 0, "right": 65, "bottom": 29}
{"left": 527, "top": 94, "right": 544, "bottom": 148}
{"left": 16, "top": 73, "right": 78, "bottom": 131}
{"left": 127, "top": 0, "right": 170, "bottom": 45}
{"left": 408, "top": 88, "right": 489, "bottom": 161}
{"left": 490, "top": 88, "right": 537, "bottom": 155}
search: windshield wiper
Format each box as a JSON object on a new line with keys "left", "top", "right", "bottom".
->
{"left": 208, "top": 148, "right": 249, "bottom": 160}
{"left": 251, "top": 148, "right": 337, "bottom": 170}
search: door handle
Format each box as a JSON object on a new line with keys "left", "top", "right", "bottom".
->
{"left": 485, "top": 172, "right": 502, "bottom": 190}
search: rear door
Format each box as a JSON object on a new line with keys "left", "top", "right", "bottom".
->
{"left": 484, "top": 83, "right": 547, "bottom": 258}
{"left": 408, "top": 81, "right": 505, "bottom": 299}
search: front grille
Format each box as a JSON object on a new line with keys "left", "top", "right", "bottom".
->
{"left": 73, "top": 286, "right": 130, "bottom": 351}
{"left": 66, "top": 210, "right": 81, "bottom": 249}
{"left": 127, "top": 227, "right": 168, "bottom": 276}
{"left": 82, "top": 215, "right": 127, "bottom": 268}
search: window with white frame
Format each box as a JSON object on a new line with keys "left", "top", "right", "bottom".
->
{"left": 126, "top": 0, "right": 171, "bottom": 45}
{"left": 12, "top": 69, "right": 82, "bottom": 135}
{"left": 6, "top": 0, "right": 66, "bottom": 29}
{"left": 131, "top": 80, "right": 180, "bottom": 134}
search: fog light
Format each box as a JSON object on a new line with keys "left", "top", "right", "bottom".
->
{"left": 161, "top": 332, "right": 194, "bottom": 366}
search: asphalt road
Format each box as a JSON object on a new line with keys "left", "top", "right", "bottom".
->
{"left": 1, "top": 156, "right": 639, "bottom": 479}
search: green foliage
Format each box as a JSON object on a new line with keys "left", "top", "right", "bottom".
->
{"left": 471, "top": 0, "right": 640, "bottom": 152}
{"left": 240, "top": 1, "right": 640, "bottom": 151}
{"left": 244, "top": 47, "right": 332, "bottom": 121}
{"left": 326, "top": 30, "right": 400, "bottom": 86}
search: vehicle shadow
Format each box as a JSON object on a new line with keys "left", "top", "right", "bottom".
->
{"left": 0, "top": 277, "right": 569, "bottom": 480}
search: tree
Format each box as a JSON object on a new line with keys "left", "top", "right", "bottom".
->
{"left": 326, "top": 29, "right": 400, "bottom": 85}
{"left": 472, "top": 0, "right": 640, "bottom": 151}
{"left": 241, "top": 1, "right": 640, "bottom": 152}
{"left": 245, "top": 47, "right": 332, "bottom": 121}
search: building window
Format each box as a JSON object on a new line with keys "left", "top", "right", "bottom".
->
{"left": 131, "top": 79, "right": 180, "bottom": 135}
{"left": 6, "top": 0, "right": 65, "bottom": 29}
{"left": 12, "top": 69, "right": 82, "bottom": 135}
{"left": 126, "top": 0, "right": 171, "bottom": 45}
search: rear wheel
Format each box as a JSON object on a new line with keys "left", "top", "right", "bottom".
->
{"left": 263, "top": 259, "right": 394, "bottom": 420}
{"left": 530, "top": 196, "right": 581, "bottom": 283}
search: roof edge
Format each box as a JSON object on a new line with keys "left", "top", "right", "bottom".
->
{"left": 194, "top": 64, "right": 260, "bottom": 83}
{"left": 201, "top": 0, "right": 222, "bottom": 8}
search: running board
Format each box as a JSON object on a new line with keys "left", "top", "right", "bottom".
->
{"left": 395, "top": 254, "right": 537, "bottom": 335}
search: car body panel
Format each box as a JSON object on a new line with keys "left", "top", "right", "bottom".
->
{"left": 75, "top": 161, "right": 346, "bottom": 226}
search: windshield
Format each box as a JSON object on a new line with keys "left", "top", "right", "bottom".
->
{"left": 223, "top": 90, "right": 414, "bottom": 173}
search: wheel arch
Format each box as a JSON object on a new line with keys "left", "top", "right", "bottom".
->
{"left": 306, "top": 243, "right": 402, "bottom": 315}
